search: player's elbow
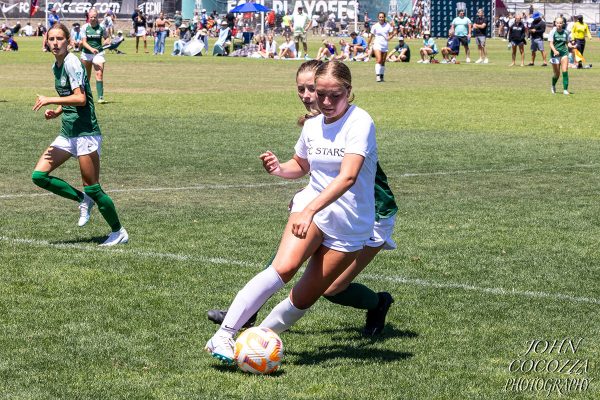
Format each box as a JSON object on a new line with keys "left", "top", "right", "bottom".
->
{"left": 75, "top": 93, "right": 87, "bottom": 106}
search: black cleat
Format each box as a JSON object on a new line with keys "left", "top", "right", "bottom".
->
{"left": 362, "top": 292, "right": 394, "bottom": 336}
{"left": 207, "top": 309, "right": 257, "bottom": 329}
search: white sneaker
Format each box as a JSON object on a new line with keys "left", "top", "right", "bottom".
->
{"left": 78, "top": 193, "right": 94, "bottom": 227}
{"left": 563, "top": 90, "right": 570, "bottom": 95}
{"left": 376, "top": 75, "right": 381, "bottom": 82}
{"left": 205, "top": 334, "right": 235, "bottom": 364}
{"left": 466, "top": 57, "right": 471, "bottom": 63}
{"left": 100, "top": 227, "right": 129, "bottom": 246}
{"left": 551, "top": 86, "right": 556, "bottom": 94}
{"left": 441, "top": 59, "right": 448, "bottom": 64}
{"left": 417, "top": 59, "right": 424, "bottom": 63}
{"left": 483, "top": 58, "right": 489, "bottom": 64}
{"left": 423, "top": 59, "right": 430, "bottom": 64}
{"left": 475, "top": 58, "right": 482, "bottom": 64}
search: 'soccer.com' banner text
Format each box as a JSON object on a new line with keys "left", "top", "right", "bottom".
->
{"left": 0, "top": 0, "right": 165, "bottom": 19}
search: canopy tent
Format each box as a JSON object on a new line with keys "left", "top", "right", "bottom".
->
{"left": 229, "top": 2, "right": 272, "bottom": 35}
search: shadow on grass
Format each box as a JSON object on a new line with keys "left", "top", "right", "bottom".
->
{"left": 51, "top": 236, "right": 108, "bottom": 245}
{"left": 211, "top": 363, "right": 286, "bottom": 377}
{"left": 283, "top": 324, "right": 417, "bottom": 365}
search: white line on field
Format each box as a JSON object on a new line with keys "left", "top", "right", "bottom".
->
{"left": 1, "top": 235, "right": 599, "bottom": 306}
{"left": 360, "top": 274, "right": 600, "bottom": 306}
{"left": 0, "top": 181, "right": 300, "bottom": 199}
{"left": 397, "top": 163, "right": 599, "bottom": 178}
{"left": 1, "top": 163, "right": 597, "bottom": 200}
{"left": 0, "top": 236, "right": 258, "bottom": 268}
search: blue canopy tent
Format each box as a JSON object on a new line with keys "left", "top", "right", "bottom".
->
{"left": 229, "top": 2, "right": 271, "bottom": 35}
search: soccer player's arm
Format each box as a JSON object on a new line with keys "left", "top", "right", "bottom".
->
{"left": 548, "top": 30, "right": 558, "bottom": 56}
{"left": 468, "top": 20, "right": 472, "bottom": 37}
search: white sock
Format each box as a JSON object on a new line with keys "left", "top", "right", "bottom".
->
{"left": 375, "top": 63, "right": 382, "bottom": 75}
{"left": 216, "top": 266, "right": 284, "bottom": 338}
{"left": 259, "top": 296, "right": 307, "bottom": 334}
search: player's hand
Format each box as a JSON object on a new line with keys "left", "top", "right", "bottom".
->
{"left": 91, "top": 48, "right": 99, "bottom": 54}
{"left": 33, "top": 94, "right": 49, "bottom": 111}
{"left": 553, "top": 50, "right": 559, "bottom": 57}
{"left": 291, "top": 209, "right": 314, "bottom": 238}
{"left": 44, "top": 109, "right": 60, "bottom": 119}
{"left": 259, "top": 151, "right": 281, "bottom": 175}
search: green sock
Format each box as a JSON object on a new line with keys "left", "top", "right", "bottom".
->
{"left": 562, "top": 72, "right": 569, "bottom": 90}
{"left": 84, "top": 183, "right": 121, "bottom": 231}
{"left": 96, "top": 81, "right": 104, "bottom": 98}
{"left": 32, "top": 170, "right": 83, "bottom": 202}
{"left": 324, "top": 283, "right": 379, "bottom": 310}
{"left": 552, "top": 76, "right": 559, "bottom": 87}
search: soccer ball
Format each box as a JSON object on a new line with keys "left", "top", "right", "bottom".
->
{"left": 234, "top": 327, "right": 283, "bottom": 374}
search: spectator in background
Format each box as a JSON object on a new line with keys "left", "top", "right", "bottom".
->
{"left": 43, "top": 6, "right": 60, "bottom": 51}
{"left": 418, "top": 30, "right": 437, "bottom": 63}
{"left": 387, "top": 36, "right": 410, "bottom": 63}
{"left": 2, "top": 33, "right": 18, "bottom": 51}
{"left": 261, "top": 32, "right": 277, "bottom": 58}
{"left": 508, "top": 14, "right": 526, "bottom": 66}
{"left": 363, "top": 12, "right": 371, "bottom": 33}
{"left": 293, "top": 6, "right": 311, "bottom": 59}
{"left": 174, "top": 11, "right": 183, "bottom": 37}
{"left": 311, "top": 12, "right": 319, "bottom": 35}
{"left": 571, "top": 15, "right": 592, "bottom": 66}
{"left": 172, "top": 24, "right": 191, "bottom": 55}
{"left": 472, "top": 8, "right": 488, "bottom": 64}
{"left": 23, "top": 22, "right": 34, "bottom": 36}
{"left": 451, "top": 9, "right": 472, "bottom": 63}
{"left": 267, "top": 10, "right": 276, "bottom": 33}
{"left": 336, "top": 38, "right": 351, "bottom": 60}
{"left": 528, "top": 11, "right": 547, "bottom": 66}
{"left": 316, "top": 39, "right": 337, "bottom": 60}
{"left": 282, "top": 11, "right": 293, "bottom": 35}
{"left": 102, "top": 9, "right": 116, "bottom": 38}
{"left": 133, "top": 11, "right": 148, "bottom": 53}
{"left": 278, "top": 32, "right": 296, "bottom": 59}
{"left": 441, "top": 30, "right": 460, "bottom": 63}
{"left": 214, "top": 21, "right": 231, "bottom": 56}
{"left": 70, "top": 23, "right": 83, "bottom": 51}
{"left": 226, "top": 10, "right": 236, "bottom": 29}
{"left": 153, "top": 12, "right": 170, "bottom": 55}
{"left": 349, "top": 31, "right": 367, "bottom": 60}
{"left": 36, "top": 23, "right": 46, "bottom": 37}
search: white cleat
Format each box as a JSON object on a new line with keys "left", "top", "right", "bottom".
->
{"left": 563, "top": 90, "right": 570, "bottom": 95}
{"left": 78, "top": 193, "right": 95, "bottom": 227}
{"left": 205, "top": 334, "right": 235, "bottom": 365}
{"left": 100, "top": 227, "right": 129, "bottom": 246}
{"left": 483, "top": 58, "right": 489, "bottom": 64}
{"left": 475, "top": 58, "right": 483, "bottom": 64}
{"left": 551, "top": 86, "right": 556, "bottom": 94}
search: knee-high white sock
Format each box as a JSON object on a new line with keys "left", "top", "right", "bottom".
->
{"left": 216, "top": 266, "right": 284, "bottom": 338}
{"left": 259, "top": 297, "right": 307, "bottom": 334}
{"left": 375, "top": 63, "right": 382, "bottom": 75}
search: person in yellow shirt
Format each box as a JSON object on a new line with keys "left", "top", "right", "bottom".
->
{"left": 571, "top": 15, "right": 592, "bottom": 59}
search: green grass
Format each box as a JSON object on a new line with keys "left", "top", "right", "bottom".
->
{"left": 0, "top": 36, "right": 599, "bottom": 399}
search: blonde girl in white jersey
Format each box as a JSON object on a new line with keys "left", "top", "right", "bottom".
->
{"left": 369, "top": 12, "right": 397, "bottom": 82}
{"left": 205, "top": 61, "right": 378, "bottom": 364}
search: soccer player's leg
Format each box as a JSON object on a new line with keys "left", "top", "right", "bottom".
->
{"left": 78, "top": 150, "right": 127, "bottom": 245}
{"left": 32, "top": 145, "right": 84, "bottom": 203}
{"left": 206, "top": 215, "right": 321, "bottom": 363}
{"left": 260, "top": 242, "right": 360, "bottom": 334}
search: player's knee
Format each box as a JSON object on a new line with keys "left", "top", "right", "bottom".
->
{"left": 83, "top": 183, "right": 104, "bottom": 201}
{"left": 32, "top": 170, "right": 50, "bottom": 188}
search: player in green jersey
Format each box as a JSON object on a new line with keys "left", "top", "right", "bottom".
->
{"left": 207, "top": 61, "right": 397, "bottom": 338}
{"left": 32, "top": 23, "right": 128, "bottom": 246}
{"left": 549, "top": 17, "right": 576, "bottom": 95}
{"left": 81, "top": 8, "right": 110, "bottom": 103}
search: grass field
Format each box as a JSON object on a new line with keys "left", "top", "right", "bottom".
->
{"left": 1, "top": 36, "right": 599, "bottom": 399}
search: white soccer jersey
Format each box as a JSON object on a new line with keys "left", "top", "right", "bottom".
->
{"left": 294, "top": 105, "right": 377, "bottom": 242}
{"left": 371, "top": 22, "right": 393, "bottom": 51}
